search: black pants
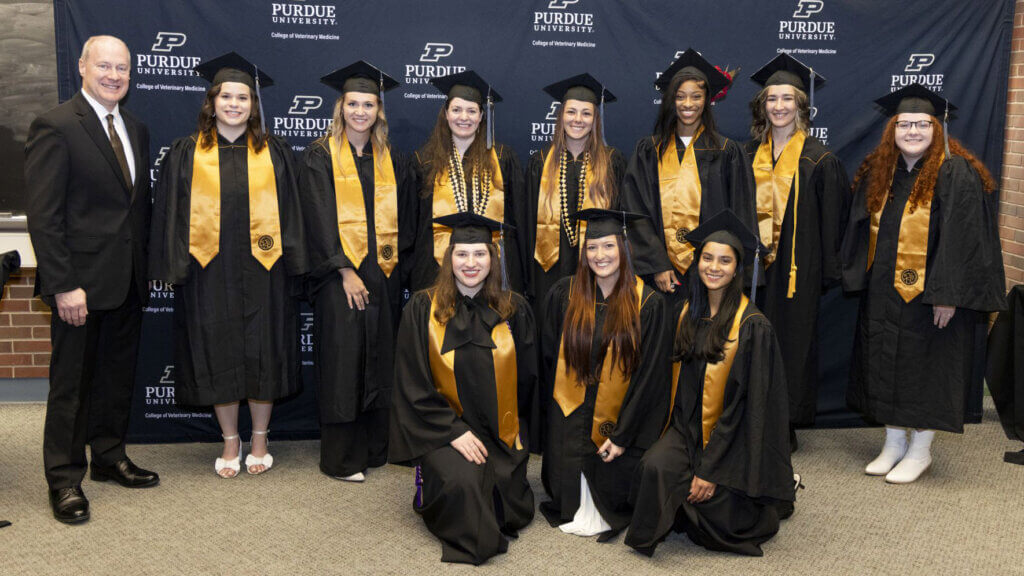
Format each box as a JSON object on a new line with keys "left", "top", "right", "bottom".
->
{"left": 43, "top": 282, "right": 141, "bottom": 489}
{"left": 319, "top": 408, "right": 389, "bottom": 477}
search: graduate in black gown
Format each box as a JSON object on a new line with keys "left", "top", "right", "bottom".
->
{"left": 390, "top": 213, "right": 536, "bottom": 565}
{"left": 987, "top": 285, "right": 1024, "bottom": 465}
{"left": 743, "top": 54, "right": 850, "bottom": 450}
{"left": 298, "top": 62, "right": 416, "bottom": 482}
{"left": 625, "top": 209, "right": 795, "bottom": 557}
{"left": 621, "top": 48, "right": 757, "bottom": 311}
{"left": 539, "top": 209, "right": 669, "bottom": 539}
{"left": 842, "top": 84, "right": 1005, "bottom": 483}
{"left": 525, "top": 74, "right": 626, "bottom": 451}
{"left": 149, "top": 53, "right": 307, "bottom": 478}
{"left": 410, "top": 71, "right": 526, "bottom": 293}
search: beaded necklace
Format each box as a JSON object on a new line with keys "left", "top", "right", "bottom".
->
{"left": 559, "top": 149, "right": 589, "bottom": 247}
{"left": 448, "top": 140, "right": 492, "bottom": 214}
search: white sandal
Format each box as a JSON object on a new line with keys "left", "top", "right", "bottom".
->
{"left": 245, "top": 430, "right": 274, "bottom": 475}
{"left": 215, "top": 434, "right": 242, "bottom": 479}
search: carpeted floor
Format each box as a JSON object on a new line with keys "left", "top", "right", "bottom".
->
{"left": 1, "top": 401, "right": 1022, "bottom": 576}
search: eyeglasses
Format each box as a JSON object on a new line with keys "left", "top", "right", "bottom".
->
{"left": 895, "top": 120, "right": 934, "bottom": 131}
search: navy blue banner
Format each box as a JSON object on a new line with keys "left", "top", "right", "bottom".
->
{"left": 50, "top": 0, "right": 1012, "bottom": 440}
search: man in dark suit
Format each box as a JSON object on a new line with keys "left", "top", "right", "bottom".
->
{"left": 25, "top": 34, "right": 158, "bottom": 524}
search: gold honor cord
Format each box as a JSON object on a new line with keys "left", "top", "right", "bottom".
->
{"left": 753, "top": 130, "right": 806, "bottom": 298}
{"left": 329, "top": 134, "right": 399, "bottom": 277}
{"left": 535, "top": 149, "right": 597, "bottom": 271}
{"left": 658, "top": 126, "right": 704, "bottom": 276}
{"left": 189, "top": 133, "right": 282, "bottom": 270}
{"left": 427, "top": 293, "right": 521, "bottom": 449}
{"left": 553, "top": 279, "right": 645, "bottom": 449}
{"left": 868, "top": 194, "right": 932, "bottom": 304}
{"left": 431, "top": 148, "right": 506, "bottom": 265}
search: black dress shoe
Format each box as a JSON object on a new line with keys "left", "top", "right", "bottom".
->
{"left": 49, "top": 486, "right": 90, "bottom": 524}
{"left": 90, "top": 458, "right": 160, "bottom": 488}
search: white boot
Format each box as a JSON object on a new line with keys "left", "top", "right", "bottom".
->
{"left": 886, "top": 429, "right": 934, "bottom": 484}
{"left": 865, "top": 426, "right": 908, "bottom": 476}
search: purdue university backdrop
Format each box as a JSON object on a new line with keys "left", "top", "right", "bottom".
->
{"left": 50, "top": 0, "right": 1014, "bottom": 441}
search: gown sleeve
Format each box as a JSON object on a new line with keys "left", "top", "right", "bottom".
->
{"left": 394, "top": 150, "right": 420, "bottom": 291}
{"left": 609, "top": 147, "right": 627, "bottom": 210}
{"left": 148, "top": 136, "right": 195, "bottom": 285}
{"left": 814, "top": 151, "right": 852, "bottom": 288}
{"left": 922, "top": 156, "right": 1007, "bottom": 312}
{"left": 696, "top": 314, "right": 795, "bottom": 502}
{"left": 540, "top": 276, "right": 571, "bottom": 394}
{"left": 524, "top": 151, "right": 545, "bottom": 303}
{"left": 499, "top": 145, "right": 528, "bottom": 293}
{"left": 840, "top": 168, "right": 872, "bottom": 293}
{"left": 608, "top": 287, "right": 671, "bottom": 450}
{"left": 621, "top": 138, "right": 673, "bottom": 276}
{"left": 722, "top": 138, "right": 762, "bottom": 286}
{"left": 269, "top": 135, "right": 309, "bottom": 277}
{"left": 297, "top": 140, "right": 353, "bottom": 280}
{"left": 389, "top": 290, "right": 471, "bottom": 463}
{"left": 509, "top": 292, "right": 539, "bottom": 434}
{"left": 410, "top": 153, "right": 437, "bottom": 291}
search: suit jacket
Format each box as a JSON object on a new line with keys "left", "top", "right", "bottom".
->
{"left": 25, "top": 91, "right": 151, "bottom": 310}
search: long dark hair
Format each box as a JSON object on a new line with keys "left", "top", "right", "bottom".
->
{"left": 418, "top": 99, "right": 496, "bottom": 197}
{"left": 653, "top": 70, "right": 721, "bottom": 156}
{"left": 540, "top": 102, "right": 616, "bottom": 216}
{"left": 562, "top": 234, "right": 641, "bottom": 386}
{"left": 430, "top": 243, "right": 515, "bottom": 325}
{"left": 674, "top": 242, "right": 745, "bottom": 363}
{"left": 196, "top": 83, "right": 268, "bottom": 152}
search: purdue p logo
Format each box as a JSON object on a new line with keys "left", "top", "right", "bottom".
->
{"left": 792, "top": 0, "right": 824, "bottom": 18}
{"left": 288, "top": 95, "right": 323, "bottom": 115}
{"left": 905, "top": 54, "right": 935, "bottom": 72}
{"left": 151, "top": 32, "right": 187, "bottom": 52}
{"left": 419, "top": 43, "right": 454, "bottom": 62}
{"left": 548, "top": 0, "right": 579, "bottom": 8}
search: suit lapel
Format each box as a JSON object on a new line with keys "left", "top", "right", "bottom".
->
{"left": 74, "top": 92, "right": 131, "bottom": 193}
{"left": 124, "top": 114, "right": 144, "bottom": 202}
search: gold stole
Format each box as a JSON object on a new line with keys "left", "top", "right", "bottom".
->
{"left": 534, "top": 149, "right": 598, "bottom": 271}
{"left": 189, "top": 132, "right": 282, "bottom": 270}
{"left": 669, "top": 295, "right": 750, "bottom": 448}
{"left": 866, "top": 162, "right": 937, "bottom": 303}
{"left": 431, "top": 148, "right": 505, "bottom": 265}
{"left": 426, "top": 292, "right": 521, "bottom": 449}
{"left": 753, "top": 131, "right": 806, "bottom": 298}
{"left": 658, "top": 127, "right": 704, "bottom": 275}
{"left": 553, "top": 278, "right": 646, "bottom": 449}
{"left": 328, "top": 135, "right": 399, "bottom": 277}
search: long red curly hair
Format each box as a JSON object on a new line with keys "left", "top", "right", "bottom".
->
{"left": 852, "top": 116, "right": 996, "bottom": 214}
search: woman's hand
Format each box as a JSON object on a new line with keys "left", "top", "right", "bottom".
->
{"left": 451, "top": 431, "right": 488, "bottom": 465}
{"left": 932, "top": 305, "right": 955, "bottom": 329}
{"left": 654, "top": 270, "right": 677, "bottom": 293}
{"left": 340, "top": 267, "right": 369, "bottom": 311}
{"left": 687, "top": 476, "right": 716, "bottom": 504}
{"left": 597, "top": 439, "right": 625, "bottom": 463}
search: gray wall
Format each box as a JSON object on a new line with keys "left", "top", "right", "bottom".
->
{"left": 0, "top": 1, "right": 57, "bottom": 213}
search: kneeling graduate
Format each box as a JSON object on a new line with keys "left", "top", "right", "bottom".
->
{"left": 625, "top": 209, "right": 796, "bottom": 557}
{"left": 540, "top": 209, "right": 670, "bottom": 539}
{"left": 390, "top": 213, "right": 536, "bottom": 565}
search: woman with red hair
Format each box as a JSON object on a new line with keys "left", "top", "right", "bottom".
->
{"left": 842, "top": 84, "right": 1005, "bottom": 484}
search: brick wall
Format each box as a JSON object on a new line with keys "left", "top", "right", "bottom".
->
{"left": 1001, "top": 1, "right": 1024, "bottom": 288}
{"left": 0, "top": 270, "right": 51, "bottom": 378}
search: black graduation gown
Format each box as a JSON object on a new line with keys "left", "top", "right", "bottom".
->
{"left": 523, "top": 147, "right": 626, "bottom": 451}
{"left": 539, "top": 276, "right": 670, "bottom": 534}
{"left": 841, "top": 156, "right": 1006, "bottom": 433}
{"left": 625, "top": 302, "right": 795, "bottom": 557}
{"left": 298, "top": 139, "right": 417, "bottom": 425}
{"left": 988, "top": 285, "right": 1024, "bottom": 451}
{"left": 410, "top": 144, "right": 527, "bottom": 293}
{"left": 149, "top": 134, "right": 307, "bottom": 406}
{"left": 389, "top": 290, "right": 537, "bottom": 565}
{"left": 742, "top": 136, "right": 851, "bottom": 425}
{"left": 620, "top": 131, "right": 758, "bottom": 309}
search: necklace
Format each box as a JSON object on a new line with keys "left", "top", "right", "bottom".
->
{"left": 449, "top": 140, "right": 492, "bottom": 215}
{"left": 559, "top": 149, "right": 589, "bottom": 247}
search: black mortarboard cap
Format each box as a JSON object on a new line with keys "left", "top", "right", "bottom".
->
{"left": 572, "top": 208, "right": 645, "bottom": 239}
{"left": 543, "top": 73, "right": 616, "bottom": 105}
{"left": 686, "top": 209, "right": 768, "bottom": 301}
{"left": 194, "top": 51, "right": 274, "bottom": 90}
{"left": 320, "top": 60, "right": 399, "bottom": 95}
{"left": 654, "top": 48, "right": 731, "bottom": 98}
{"left": 874, "top": 83, "right": 955, "bottom": 117}
{"left": 750, "top": 53, "right": 824, "bottom": 92}
{"left": 429, "top": 70, "right": 502, "bottom": 106}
